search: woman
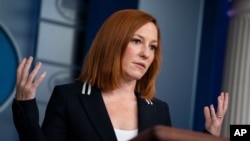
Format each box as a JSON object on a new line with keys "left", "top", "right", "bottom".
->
{"left": 12, "top": 9, "right": 228, "bottom": 141}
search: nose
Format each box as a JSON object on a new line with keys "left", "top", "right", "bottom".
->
{"left": 139, "top": 45, "right": 150, "bottom": 59}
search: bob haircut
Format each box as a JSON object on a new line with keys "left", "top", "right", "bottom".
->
{"left": 78, "top": 9, "right": 162, "bottom": 100}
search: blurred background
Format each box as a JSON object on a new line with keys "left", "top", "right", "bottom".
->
{"left": 0, "top": 0, "right": 235, "bottom": 140}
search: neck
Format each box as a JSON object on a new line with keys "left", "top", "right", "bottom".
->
{"left": 102, "top": 80, "right": 136, "bottom": 99}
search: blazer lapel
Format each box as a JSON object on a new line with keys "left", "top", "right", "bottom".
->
{"left": 78, "top": 83, "right": 117, "bottom": 141}
{"left": 77, "top": 83, "right": 157, "bottom": 139}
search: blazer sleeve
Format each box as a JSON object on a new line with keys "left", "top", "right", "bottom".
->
{"left": 12, "top": 99, "right": 46, "bottom": 141}
{"left": 12, "top": 85, "right": 68, "bottom": 141}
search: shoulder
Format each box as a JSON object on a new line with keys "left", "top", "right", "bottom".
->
{"left": 151, "top": 97, "right": 168, "bottom": 105}
{"left": 54, "top": 80, "right": 83, "bottom": 89}
{"left": 143, "top": 97, "right": 171, "bottom": 118}
{"left": 47, "top": 81, "right": 85, "bottom": 107}
{"left": 143, "top": 97, "right": 169, "bottom": 108}
{"left": 137, "top": 96, "right": 172, "bottom": 126}
{"left": 52, "top": 80, "right": 83, "bottom": 94}
{"left": 51, "top": 81, "right": 102, "bottom": 98}
{"left": 137, "top": 95, "right": 170, "bottom": 111}
{"left": 151, "top": 97, "right": 170, "bottom": 111}
{"left": 49, "top": 80, "right": 84, "bottom": 100}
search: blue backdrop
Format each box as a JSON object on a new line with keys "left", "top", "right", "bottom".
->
{"left": 193, "top": 0, "right": 231, "bottom": 131}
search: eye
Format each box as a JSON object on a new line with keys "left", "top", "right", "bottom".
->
{"left": 149, "top": 45, "right": 157, "bottom": 51}
{"left": 131, "top": 38, "right": 141, "bottom": 45}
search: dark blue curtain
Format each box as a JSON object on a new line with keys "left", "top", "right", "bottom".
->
{"left": 72, "top": 0, "right": 138, "bottom": 74}
{"left": 82, "top": 0, "right": 138, "bottom": 60}
{"left": 193, "top": 0, "right": 231, "bottom": 131}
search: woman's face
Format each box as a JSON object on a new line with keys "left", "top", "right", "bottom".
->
{"left": 122, "top": 22, "right": 158, "bottom": 82}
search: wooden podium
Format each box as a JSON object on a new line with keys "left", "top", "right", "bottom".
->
{"left": 130, "top": 125, "right": 229, "bottom": 141}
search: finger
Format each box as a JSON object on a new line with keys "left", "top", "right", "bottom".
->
{"left": 223, "top": 92, "right": 229, "bottom": 112}
{"left": 27, "top": 62, "right": 42, "bottom": 84}
{"left": 216, "top": 92, "right": 224, "bottom": 116}
{"left": 16, "top": 58, "right": 27, "bottom": 84}
{"left": 210, "top": 104, "right": 217, "bottom": 120}
{"left": 33, "top": 71, "right": 46, "bottom": 88}
{"left": 204, "top": 106, "right": 211, "bottom": 121}
{"left": 20, "top": 56, "right": 33, "bottom": 85}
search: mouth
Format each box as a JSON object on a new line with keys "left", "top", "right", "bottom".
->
{"left": 134, "top": 62, "right": 146, "bottom": 69}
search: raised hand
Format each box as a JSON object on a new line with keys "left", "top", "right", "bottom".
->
{"left": 16, "top": 56, "right": 46, "bottom": 100}
{"left": 203, "top": 92, "right": 229, "bottom": 136}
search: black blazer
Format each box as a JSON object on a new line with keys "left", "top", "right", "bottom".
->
{"left": 12, "top": 81, "right": 171, "bottom": 141}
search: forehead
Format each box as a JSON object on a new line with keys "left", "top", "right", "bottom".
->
{"left": 134, "top": 22, "right": 158, "bottom": 40}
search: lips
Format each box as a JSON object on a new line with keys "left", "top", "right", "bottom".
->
{"left": 134, "top": 62, "right": 146, "bottom": 69}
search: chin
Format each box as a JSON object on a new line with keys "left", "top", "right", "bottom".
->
{"left": 124, "top": 71, "right": 146, "bottom": 80}
{"left": 134, "top": 75, "right": 144, "bottom": 80}
{"left": 125, "top": 75, "right": 143, "bottom": 81}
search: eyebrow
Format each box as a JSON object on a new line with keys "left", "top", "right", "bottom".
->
{"left": 134, "top": 34, "right": 158, "bottom": 43}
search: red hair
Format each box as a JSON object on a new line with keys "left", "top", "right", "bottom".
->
{"left": 78, "top": 9, "right": 162, "bottom": 99}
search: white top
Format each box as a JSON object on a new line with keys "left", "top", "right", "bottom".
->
{"left": 114, "top": 128, "right": 138, "bottom": 141}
